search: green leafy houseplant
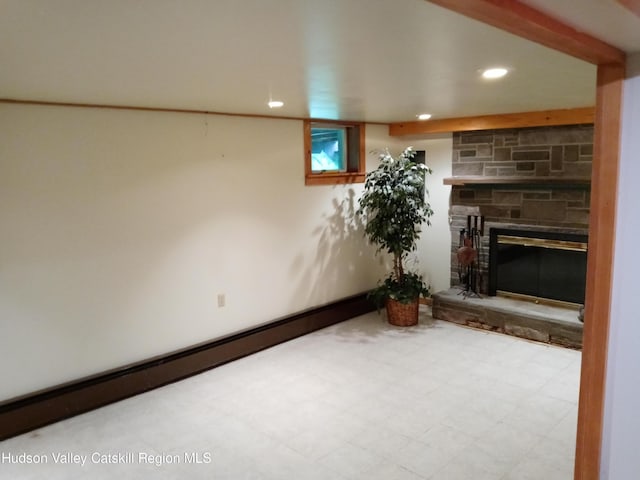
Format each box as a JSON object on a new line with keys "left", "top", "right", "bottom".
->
{"left": 358, "top": 147, "right": 433, "bottom": 323}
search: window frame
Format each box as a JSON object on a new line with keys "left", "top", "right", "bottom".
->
{"left": 304, "top": 119, "right": 365, "bottom": 186}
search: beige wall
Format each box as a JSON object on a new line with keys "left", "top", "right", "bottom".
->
{"left": 409, "top": 136, "right": 453, "bottom": 294}
{"left": 0, "top": 103, "right": 451, "bottom": 401}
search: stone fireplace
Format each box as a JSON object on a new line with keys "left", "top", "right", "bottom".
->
{"left": 448, "top": 124, "right": 592, "bottom": 296}
{"left": 433, "top": 124, "right": 593, "bottom": 347}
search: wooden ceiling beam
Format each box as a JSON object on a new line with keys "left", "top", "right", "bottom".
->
{"left": 427, "top": 0, "right": 625, "bottom": 65}
{"left": 617, "top": 0, "right": 640, "bottom": 18}
{"left": 389, "top": 106, "right": 594, "bottom": 135}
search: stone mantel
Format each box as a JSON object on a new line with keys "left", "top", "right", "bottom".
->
{"left": 443, "top": 175, "right": 591, "bottom": 187}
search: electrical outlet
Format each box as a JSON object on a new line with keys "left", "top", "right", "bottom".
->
{"left": 217, "top": 294, "right": 225, "bottom": 308}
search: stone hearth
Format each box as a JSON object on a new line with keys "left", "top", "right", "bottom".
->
{"left": 432, "top": 288, "right": 583, "bottom": 348}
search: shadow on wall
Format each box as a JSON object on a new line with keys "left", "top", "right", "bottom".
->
{"left": 289, "top": 189, "right": 386, "bottom": 307}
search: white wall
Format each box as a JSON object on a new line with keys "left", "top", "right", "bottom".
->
{"left": 0, "top": 104, "right": 392, "bottom": 401}
{"left": 365, "top": 137, "right": 453, "bottom": 294}
{"left": 601, "top": 53, "right": 640, "bottom": 479}
{"left": 0, "top": 103, "right": 453, "bottom": 401}
{"left": 403, "top": 136, "right": 453, "bottom": 294}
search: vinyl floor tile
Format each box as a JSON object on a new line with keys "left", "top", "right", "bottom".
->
{"left": 0, "top": 309, "right": 579, "bottom": 480}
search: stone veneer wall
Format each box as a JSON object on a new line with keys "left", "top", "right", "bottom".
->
{"left": 450, "top": 124, "right": 593, "bottom": 292}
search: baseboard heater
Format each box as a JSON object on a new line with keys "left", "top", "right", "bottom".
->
{"left": 0, "top": 293, "right": 374, "bottom": 440}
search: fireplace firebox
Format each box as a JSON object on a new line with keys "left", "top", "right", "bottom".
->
{"left": 488, "top": 228, "right": 588, "bottom": 305}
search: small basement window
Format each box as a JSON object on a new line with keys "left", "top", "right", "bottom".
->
{"left": 304, "top": 120, "right": 365, "bottom": 186}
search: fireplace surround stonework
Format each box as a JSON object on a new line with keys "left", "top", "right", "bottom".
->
{"left": 433, "top": 124, "right": 593, "bottom": 348}
{"left": 448, "top": 124, "right": 592, "bottom": 293}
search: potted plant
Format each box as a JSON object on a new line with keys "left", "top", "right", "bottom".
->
{"left": 358, "top": 147, "right": 434, "bottom": 326}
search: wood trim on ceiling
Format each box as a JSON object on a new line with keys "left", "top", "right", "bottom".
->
{"left": 574, "top": 62, "right": 625, "bottom": 480}
{"left": 426, "top": 0, "right": 625, "bottom": 65}
{"left": 0, "top": 293, "right": 375, "bottom": 441}
{"left": 0, "top": 98, "right": 390, "bottom": 126}
{"left": 389, "top": 107, "right": 595, "bottom": 135}
{"left": 616, "top": 0, "right": 640, "bottom": 18}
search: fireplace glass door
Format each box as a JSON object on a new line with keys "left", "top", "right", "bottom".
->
{"left": 488, "top": 228, "right": 588, "bottom": 305}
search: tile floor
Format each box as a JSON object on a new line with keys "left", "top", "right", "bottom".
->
{"left": 0, "top": 308, "right": 581, "bottom": 479}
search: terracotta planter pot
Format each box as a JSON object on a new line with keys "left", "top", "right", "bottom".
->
{"left": 385, "top": 298, "right": 419, "bottom": 326}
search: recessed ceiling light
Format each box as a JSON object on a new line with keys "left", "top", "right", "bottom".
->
{"left": 268, "top": 100, "right": 284, "bottom": 108}
{"left": 417, "top": 113, "right": 432, "bottom": 121}
{"left": 482, "top": 68, "right": 509, "bottom": 79}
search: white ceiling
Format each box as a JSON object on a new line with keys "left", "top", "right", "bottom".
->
{"left": 523, "top": 0, "right": 640, "bottom": 54}
{"left": 1, "top": 0, "right": 638, "bottom": 124}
